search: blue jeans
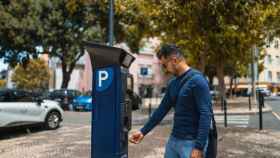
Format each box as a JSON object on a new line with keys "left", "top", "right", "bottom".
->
{"left": 164, "top": 136, "right": 208, "bottom": 158}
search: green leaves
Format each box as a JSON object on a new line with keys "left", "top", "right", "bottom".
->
{"left": 142, "top": 0, "right": 279, "bottom": 76}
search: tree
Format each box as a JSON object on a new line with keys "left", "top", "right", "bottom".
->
{"left": 0, "top": 0, "right": 148, "bottom": 88}
{"left": 0, "top": 80, "right": 5, "bottom": 88}
{"left": 11, "top": 59, "right": 50, "bottom": 91}
{"left": 92, "top": 0, "right": 151, "bottom": 53}
{"left": 141, "top": 0, "right": 279, "bottom": 98}
{"left": 0, "top": 0, "right": 43, "bottom": 67}
{"left": 38, "top": 0, "right": 99, "bottom": 88}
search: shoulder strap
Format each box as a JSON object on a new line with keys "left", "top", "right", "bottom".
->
{"left": 176, "top": 69, "right": 217, "bottom": 130}
{"left": 174, "top": 70, "right": 199, "bottom": 103}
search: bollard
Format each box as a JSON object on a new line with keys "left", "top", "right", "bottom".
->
{"left": 248, "top": 95, "right": 252, "bottom": 111}
{"left": 220, "top": 96, "right": 224, "bottom": 111}
{"left": 258, "top": 92, "right": 263, "bottom": 130}
{"left": 148, "top": 102, "right": 152, "bottom": 119}
{"left": 223, "top": 98, "right": 228, "bottom": 128}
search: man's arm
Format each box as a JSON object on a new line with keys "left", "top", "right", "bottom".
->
{"left": 129, "top": 83, "right": 174, "bottom": 144}
{"left": 140, "top": 85, "right": 174, "bottom": 135}
{"left": 193, "top": 75, "right": 212, "bottom": 151}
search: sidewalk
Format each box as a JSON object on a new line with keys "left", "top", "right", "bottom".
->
{"left": 129, "top": 125, "right": 280, "bottom": 158}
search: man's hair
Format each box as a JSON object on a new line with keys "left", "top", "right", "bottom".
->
{"left": 156, "top": 44, "right": 184, "bottom": 59}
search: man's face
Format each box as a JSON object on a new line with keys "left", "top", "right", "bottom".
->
{"left": 159, "top": 56, "right": 177, "bottom": 74}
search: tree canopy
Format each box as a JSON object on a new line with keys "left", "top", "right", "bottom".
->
{"left": 0, "top": 0, "right": 147, "bottom": 88}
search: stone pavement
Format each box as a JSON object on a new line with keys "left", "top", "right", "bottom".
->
{"left": 0, "top": 125, "right": 91, "bottom": 158}
{"left": 129, "top": 125, "right": 280, "bottom": 158}
{"left": 1, "top": 124, "right": 280, "bottom": 157}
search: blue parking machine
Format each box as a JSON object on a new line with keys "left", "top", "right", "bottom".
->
{"left": 85, "top": 42, "right": 135, "bottom": 158}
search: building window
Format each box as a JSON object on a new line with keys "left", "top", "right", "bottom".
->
{"left": 276, "top": 56, "right": 280, "bottom": 65}
{"left": 277, "top": 72, "right": 280, "bottom": 82}
{"left": 266, "top": 39, "right": 272, "bottom": 48}
{"left": 275, "top": 40, "right": 279, "bottom": 49}
{"left": 268, "top": 71, "right": 273, "bottom": 82}
{"left": 267, "top": 55, "right": 272, "bottom": 65}
{"left": 139, "top": 65, "right": 153, "bottom": 78}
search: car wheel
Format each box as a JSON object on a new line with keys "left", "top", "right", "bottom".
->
{"left": 45, "top": 111, "right": 61, "bottom": 130}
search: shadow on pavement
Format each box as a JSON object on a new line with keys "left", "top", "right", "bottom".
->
{"left": 0, "top": 125, "right": 46, "bottom": 140}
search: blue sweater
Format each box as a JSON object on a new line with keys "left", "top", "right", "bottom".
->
{"left": 140, "top": 68, "right": 212, "bottom": 150}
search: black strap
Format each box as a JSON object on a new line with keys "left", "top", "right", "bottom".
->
{"left": 175, "top": 70, "right": 217, "bottom": 131}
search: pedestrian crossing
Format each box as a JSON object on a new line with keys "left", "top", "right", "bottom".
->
{"left": 214, "top": 115, "right": 250, "bottom": 127}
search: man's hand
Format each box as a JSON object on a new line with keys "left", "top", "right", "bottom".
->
{"left": 191, "top": 149, "right": 203, "bottom": 158}
{"left": 129, "top": 130, "right": 144, "bottom": 144}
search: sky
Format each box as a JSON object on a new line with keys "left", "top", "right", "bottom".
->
{"left": 0, "top": 59, "right": 7, "bottom": 71}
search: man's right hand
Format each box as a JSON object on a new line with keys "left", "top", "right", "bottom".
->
{"left": 129, "top": 130, "right": 144, "bottom": 144}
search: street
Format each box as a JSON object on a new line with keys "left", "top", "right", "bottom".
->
{"left": 247, "top": 96, "right": 280, "bottom": 130}
{"left": 1, "top": 97, "right": 280, "bottom": 158}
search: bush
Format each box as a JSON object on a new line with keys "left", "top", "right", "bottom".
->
{"left": 11, "top": 59, "right": 50, "bottom": 91}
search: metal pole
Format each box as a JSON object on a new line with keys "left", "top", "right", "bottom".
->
{"left": 258, "top": 92, "right": 263, "bottom": 130}
{"left": 248, "top": 94, "right": 252, "bottom": 111}
{"left": 251, "top": 47, "right": 256, "bottom": 100}
{"left": 220, "top": 96, "right": 224, "bottom": 111}
{"left": 224, "top": 98, "right": 228, "bottom": 128}
{"left": 108, "top": 0, "right": 114, "bottom": 46}
{"left": 148, "top": 102, "right": 152, "bottom": 119}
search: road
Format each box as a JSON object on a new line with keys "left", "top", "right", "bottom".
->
{"left": 1, "top": 100, "right": 280, "bottom": 158}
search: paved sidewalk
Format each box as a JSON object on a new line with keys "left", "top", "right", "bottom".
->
{"left": 129, "top": 125, "right": 280, "bottom": 158}
{"left": 1, "top": 124, "right": 279, "bottom": 157}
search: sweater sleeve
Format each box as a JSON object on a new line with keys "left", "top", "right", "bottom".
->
{"left": 192, "top": 75, "right": 212, "bottom": 150}
{"left": 140, "top": 81, "right": 174, "bottom": 135}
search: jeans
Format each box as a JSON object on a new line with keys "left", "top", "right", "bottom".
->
{"left": 164, "top": 135, "right": 208, "bottom": 158}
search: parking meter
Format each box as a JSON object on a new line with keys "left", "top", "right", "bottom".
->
{"left": 85, "top": 42, "right": 135, "bottom": 158}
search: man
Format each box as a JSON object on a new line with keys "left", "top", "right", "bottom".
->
{"left": 129, "top": 44, "right": 212, "bottom": 158}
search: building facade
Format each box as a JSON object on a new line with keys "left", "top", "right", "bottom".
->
{"left": 224, "top": 38, "right": 280, "bottom": 95}
{"left": 80, "top": 39, "right": 171, "bottom": 97}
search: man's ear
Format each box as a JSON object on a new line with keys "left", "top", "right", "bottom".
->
{"left": 172, "top": 57, "right": 180, "bottom": 64}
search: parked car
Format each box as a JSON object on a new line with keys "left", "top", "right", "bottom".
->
{"left": 72, "top": 91, "right": 93, "bottom": 112}
{"left": 210, "top": 90, "right": 220, "bottom": 100}
{"left": 126, "top": 89, "right": 141, "bottom": 110}
{"left": 48, "top": 89, "right": 81, "bottom": 110}
{"left": 0, "top": 89, "right": 63, "bottom": 130}
{"left": 256, "top": 88, "right": 271, "bottom": 97}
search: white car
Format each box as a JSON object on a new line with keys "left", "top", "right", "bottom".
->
{"left": 0, "top": 89, "right": 63, "bottom": 130}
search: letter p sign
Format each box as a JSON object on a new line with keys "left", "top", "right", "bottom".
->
{"left": 96, "top": 67, "right": 113, "bottom": 92}
{"left": 98, "top": 71, "right": 108, "bottom": 87}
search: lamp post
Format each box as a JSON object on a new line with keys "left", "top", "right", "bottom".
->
{"left": 251, "top": 45, "right": 259, "bottom": 101}
{"left": 108, "top": 0, "right": 114, "bottom": 46}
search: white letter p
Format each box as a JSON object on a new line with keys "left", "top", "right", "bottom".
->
{"left": 98, "top": 70, "right": 109, "bottom": 88}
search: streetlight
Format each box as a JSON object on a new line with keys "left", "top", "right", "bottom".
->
{"left": 251, "top": 45, "right": 259, "bottom": 101}
{"left": 108, "top": 0, "right": 114, "bottom": 46}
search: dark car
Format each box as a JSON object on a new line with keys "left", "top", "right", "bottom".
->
{"left": 126, "top": 89, "right": 141, "bottom": 110}
{"left": 48, "top": 89, "right": 81, "bottom": 110}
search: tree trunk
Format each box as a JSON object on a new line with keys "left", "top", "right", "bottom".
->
{"left": 216, "top": 60, "right": 225, "bottom": 99}
{"left": 61, "top": 61, "right": 71, "bottom": 89}
{"left": 229, "top": 76, "right": 234, "bottom": 98}
{"left": 234, "top": 77, "right": 238, "bottom": 97}
{"left": 197, "top": 51, "right": 206, "bottom": 73}
{"left": 209, "top": 74, "right": 215, "bottom": 90}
